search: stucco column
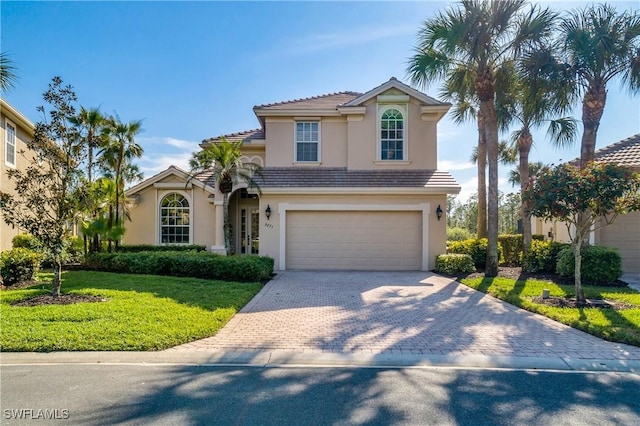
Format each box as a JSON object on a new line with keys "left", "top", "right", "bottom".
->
{"left": 211, "top": 200, "right": 226, "bottom": 254}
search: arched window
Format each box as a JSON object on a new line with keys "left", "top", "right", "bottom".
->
{"left": 380, "top": 109, "right": 404, "bottom": 160}
{"left": 160, "top": 193, "right": 190, "bottom": 244}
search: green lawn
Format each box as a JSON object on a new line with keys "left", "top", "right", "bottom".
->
{"left": 460, "top": 276, "right": 640, "bottom": 347}
{"left": 0, "top": 270, "right": 262, "bottom": 352}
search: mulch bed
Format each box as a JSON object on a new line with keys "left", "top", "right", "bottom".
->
{"left": 11, "top": 294, "right": 107, "bottom": 307}
{"left": 531, "top": 296, "right": 634, "bottom": 310}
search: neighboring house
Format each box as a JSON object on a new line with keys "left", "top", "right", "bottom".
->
{"left": 532, "top": 133, "right": 640, "bottom": 275}
{"left": 125, "top": 78, "right": 461, "bottom": 271}
{"left": 0, "top": 99, "right": 35, "bottom": 252}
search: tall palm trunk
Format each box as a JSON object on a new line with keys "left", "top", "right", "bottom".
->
{"left": 477, "top": 110, "right": 488, "bottom": 238}
{"left": 580, "top": 82, "right": 606, "bottom": 167}
{"left": 223, "top": 193, "right": 231, "bottom": 255}
{"left": 518, "top": 128, "right": 533, "bottom": 253}
{"left": 477, "top": 69, "right": 499, "bottom": 277}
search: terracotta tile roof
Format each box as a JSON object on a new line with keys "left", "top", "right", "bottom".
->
{"left": 255, "top": 167, "right": 460, "bottom": 190}
{"left": 254, "top": 92, "right": 362, "bottom": 110}
{"left": 201, "top": 128, "right": 265, "bottom": 145}
{"left": 568, "top": 134, "right": 640, "bottom": 168}
{"left": 593, "top": 134, "right": 640, "bottom": 167}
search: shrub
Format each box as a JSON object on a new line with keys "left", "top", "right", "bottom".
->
{"left": 446, "top": 227, "right": 473, "bottom": 242}
{"left": 12, "top": 233, "right": 84, "bottom": 266}
{"left": 0, "top": 248, "right": 41, "bottom": 286}
{"left": 447, "top": 238, "right": 502, "bottom": 269}
{"left": 435, "top": 254, "right": 475, "bottom": 275}
{"left": 556, "top": 245, "right": 622, "bottom": 285}
{"left": 498, "top": 234, "right": 522, "bottom": 266}
{"left": 532, "top": 234, "right": 545, "bottom": 241}
{"left": 12, "top": 233, "right": 43, "bottom": 252}
{"left": 117, "top": 244, "right": 207, "bottom": 253}
{"left": 83, "top": 251, "right": 274, "bottom": 282}
{"left": 522, "top": 240, "right": 570, "bottom": 273}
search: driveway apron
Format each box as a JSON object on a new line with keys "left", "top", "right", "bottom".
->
{"left": 170, "top": 271, "right": 640, "bottom": 361}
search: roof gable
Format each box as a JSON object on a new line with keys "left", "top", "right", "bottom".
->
{"left": 125, "top": 165, "right": 214, "bottom": 196}
{"left": 342, "top": 77, "right": 449, "bottom": 108}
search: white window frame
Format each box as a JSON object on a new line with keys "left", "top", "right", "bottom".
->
{"left": 5, "top": 119, "right": 17, "bottom": 168}
{"left": 294, "top": 121, "right": 320, "bottom": 163}
{"left": 158, "top": 191, "right": 192, "bottom": 245}
{"left": 377, "top": 105, "right": 408, "bottom": 161}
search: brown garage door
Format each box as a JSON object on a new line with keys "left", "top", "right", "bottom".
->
{"left": 286, "top": 211, "right": 422, "bottom": 270}
{"left": 600, "top": 211, "right": 640, "bottom": 274}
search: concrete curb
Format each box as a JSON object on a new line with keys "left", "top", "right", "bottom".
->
{"left": 2, "top": 351, "right": 639, "bottom": 373}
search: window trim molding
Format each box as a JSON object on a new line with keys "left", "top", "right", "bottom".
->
{"left": 157, "top": 190, "right": 193, "bottom": 245}
{"left": 5, "top": 118, "right": 17, "bottom": 168}
{"left": 377, "top": 104, "right": 408, "bottom": 162}
{"left": 293, "top": 120, "right": 321, "bottom": 163}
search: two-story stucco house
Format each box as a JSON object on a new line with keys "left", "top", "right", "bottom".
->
{"left": 1, "top": 99, "right": 36, "bottom": 251}
{"left": 125, "top": 78, "right": 461, "bottom": 271}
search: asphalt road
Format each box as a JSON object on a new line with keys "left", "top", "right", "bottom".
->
{"left": 1, "top": 364, "right": 639, "bottom": 425}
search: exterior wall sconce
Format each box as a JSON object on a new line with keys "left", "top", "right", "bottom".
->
{"left": 436, "top": 204, "right": 443, "bottom": 221}
{"left": 265, "top": 204, "right": 272, "bottom": 220}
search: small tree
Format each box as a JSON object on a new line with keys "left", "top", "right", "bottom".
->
{"left": 188, "top": 138, "right": 262, "bottom": 255}
{"left": 0, "top": 77, "right": 84, "bottom": 297}
{"left": 524, "top": 162, "right": 640, "bottom": 304}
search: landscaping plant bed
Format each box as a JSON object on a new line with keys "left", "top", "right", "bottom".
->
{"left": 531, "top": 296, "right": 634, "bottom": 310}
{"left": 12, "top": 294, "right": 107, "bottom": 307}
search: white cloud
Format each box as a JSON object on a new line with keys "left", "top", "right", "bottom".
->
{"left": 261, "top": 24, "right": 416, "bottom": 58}
{"left": 134, "top": 136, "right": 200, "bottom": 181}
{"left": 438, "top": 160, "right": 475, "bottom": 171}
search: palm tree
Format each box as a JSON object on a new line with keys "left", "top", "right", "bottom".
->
{"left": 502, "top": 58, "right": 577, "bottom": 253}
{"left": 408, "top": 0, "right": 555, "bottom": 276}
{"left": 439, "top": 67, "right": 488, "bottom": 238}
{"left": 0, "top": 52, "right": 18, "bottom": 92}
{"left": 508, "top": 161, "right": 545, "bottom": 187}
{"left": 99, "top": 116, "right": 143, "bottom": 250}
{"left": 69, "top": 107, "right": 105, "bottom": 184}
{"left": 188, "top": 137, "right": 262, "bottom": 255}
{"left": 69, "top": 107, "right": 105, "bottom": 253}
{"left": 558, "top": 4, "right": 640, "bottom": 166}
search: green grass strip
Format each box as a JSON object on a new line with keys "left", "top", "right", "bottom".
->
{"left": 460, "top": 276, "right": 640, "bottom": 347}
{"left": 0, "top": 270, "right": 262, "bottom": 351}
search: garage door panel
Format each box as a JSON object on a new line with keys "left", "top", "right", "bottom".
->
{"left": 286, "top": 211, "right": 422, "bottom": 270}
{"left": 600, "top": 211, "right": 640, "bottom": 274}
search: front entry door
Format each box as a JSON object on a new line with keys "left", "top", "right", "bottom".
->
{"left": 240, "top": 207, "right": 260, "bottom": 254}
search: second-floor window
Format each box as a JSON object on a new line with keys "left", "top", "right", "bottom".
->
{"left": 380, "top": 109, "right": 404, "bottom": 160}
{"left": 296, "top": 122, "right": 319, "bottom": 162}
{"left": 5, "top": 120, "right": 16, "bottom": 167}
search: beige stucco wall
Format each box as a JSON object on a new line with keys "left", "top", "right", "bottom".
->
{"left": 531, "top": 217, "right": 572, "bottom": 243}
{"left": 124, "top": 175, "right": 218, "bottom": 248}
{"left": 263, "top": 89, "right": 439, "bottom": 170}
{"left": 1, "top": 103, "right": 35, "bottom": 252}
{"left": 258, "top": 193, "right": 447, "bottom": 271}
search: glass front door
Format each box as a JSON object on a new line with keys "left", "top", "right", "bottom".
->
{"left": 240, "top": 207, "right": 260, "bottom": 254}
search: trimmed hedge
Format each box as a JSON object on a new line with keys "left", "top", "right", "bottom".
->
{"left": 0, "top": 248, "right": 41, "bottom": 286}
{"left": 435, "top": 253, "right": 475, "bottom": 275}
{"left": 83, "top": 251, "right": 273, "bottom": 282}
{"left": 117, "top": 244, "right": 207, "bottom": 253}
{"left": 522, "top": 240, "right": 570, "bottom": 273}
{"left": 498, "top": 234, "right": 522, "bottom": 266}
{"left": 447, "top": 238, "right": 503, "bottom": 269}
{"left": 556, "top": 245, "right": 622, "bottom": 286}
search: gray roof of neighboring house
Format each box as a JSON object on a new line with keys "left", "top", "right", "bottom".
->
{"left": 252, "top": 167, "right": 460, "bottom": 190}
{"left": 591, "top": 134, "right": 640, "bottom": 167}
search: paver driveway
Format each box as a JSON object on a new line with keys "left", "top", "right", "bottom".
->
{"left": 172, "top": 271, "right": 640, "bottom": 361}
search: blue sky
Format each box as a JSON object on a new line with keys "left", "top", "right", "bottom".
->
{"left": 2, "top": 1, "right": 639, "bottom": 202}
